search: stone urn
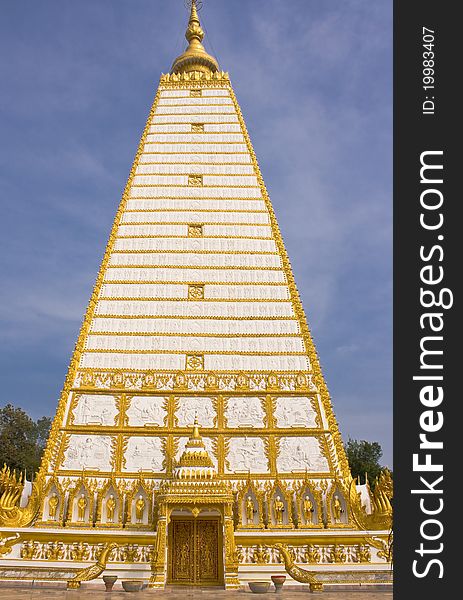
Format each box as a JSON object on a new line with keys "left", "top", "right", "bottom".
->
{"left": 271, "top": 575, "right": 286, "bottom": 593}
{"left": 103, "top": 575, "right": 117, "bottom": 592}
{"left": 122, "top": 580, "right": 144, "bottom": 592}
{"left": 249, "top": 581, "right": 271, "bottom": 594}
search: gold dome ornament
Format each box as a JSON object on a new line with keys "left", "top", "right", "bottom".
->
{"left": 173, "top": 417, "right": 216, "bottom": 480}
{"left": 171, "top": 0, "right": 219, "bottom": 75}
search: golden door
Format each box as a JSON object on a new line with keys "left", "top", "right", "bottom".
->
{"left": 169, "top": 518, "right": 221, "bottom": 585}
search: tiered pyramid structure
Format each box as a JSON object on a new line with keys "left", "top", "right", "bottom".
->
{"left": 0, "top": 1, "right": 392, "bottom": 590}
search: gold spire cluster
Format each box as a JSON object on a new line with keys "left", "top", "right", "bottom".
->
{"left": 174, "top": 418, "right": 216, "bottom": 480}
{"left": 171, "top": 0, "right": 219, "bottom": 75}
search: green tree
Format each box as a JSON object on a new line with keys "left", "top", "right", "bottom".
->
{"left": 0, "top": 404, "right": 52, "bottom": 477}
{"left": 344, "top": 437, "right": 384, "bottom": 486}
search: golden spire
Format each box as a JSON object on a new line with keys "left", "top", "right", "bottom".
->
{"left": 174, "top": 418, "right": 216, "bottom": 479}
{"left": 192, "top": 414, "right": 201, "bottom": 440}
{"left": 171, "top": 0, "right": 219, "bottom": 75}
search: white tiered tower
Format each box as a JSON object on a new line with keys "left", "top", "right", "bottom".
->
{"left": 0, "top": 1, "right": 392, "bottom": 591}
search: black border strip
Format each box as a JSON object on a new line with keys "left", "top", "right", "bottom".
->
{"left": 394, "top": 1, "right": 459, "bottom": 596}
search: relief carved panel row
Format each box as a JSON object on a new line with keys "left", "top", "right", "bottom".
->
{"left": 69, "top": 393, "right": 318, "bottom": 430}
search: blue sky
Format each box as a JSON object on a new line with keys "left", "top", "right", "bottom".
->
{"left": 0, "top": 1, "right": 392, "bottom": 466}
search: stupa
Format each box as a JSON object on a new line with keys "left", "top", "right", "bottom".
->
{"left": 0, "top": 1, "right": 392, "bottom": 590}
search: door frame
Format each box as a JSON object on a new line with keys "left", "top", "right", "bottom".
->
{"left": 167, "top": 515, "right": 224, "bottom": 586}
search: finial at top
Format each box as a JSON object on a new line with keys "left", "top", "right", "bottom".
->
{"left": 192, "top": 414, "right": 201, "bottom": 439}
{"left": 171, "top": 0, "right": 219, "bottom": 75}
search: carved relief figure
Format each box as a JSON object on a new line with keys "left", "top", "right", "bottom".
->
{"left": 333, "top": 495, "right": 344, "bottom": 523}
{"left": 106, "top": 494, "right": 116, "bottom": 523}
{"left": 275, "top": 397, "right": 316, "bottom": 428}
{"left": 73, "top": 395, "right": 117, "bottom": 426}
{"left": 126, "top": 396, "right": 166, "bottom": 427}
{"left": 48, "top": 493, "right": 59, "bottom": 520}
{"left": 225, "top": 397, "right": 264, "bottom": 428}
{"left": 62, "top": 435, "right": 112, "bottom": 471}
{"left": 135, "top": 495, "right": 145, "bottom": 523}
{"left": 124, "top": 437, "right": 164, "bottom": 472}
{"left": 273, "top": 495, "right": 285, "bottom": 525}
{"left": 77, "top": 494, "right": 87, "bottom": 522}
{"left": 76, "top": 396, "right": 91, "bottom": 424}
{"left": 246, "top": 496, "right": 255, "bottom": 524}
{"left": 276, "top": 437, "right": 328, "bottom": 473}
{"left": 227, "top": 437, "right": 267, "bottom": 473}
{"left": 176, "top": 397, "right": 215, "bottom": 427}
{"left": 303, "top": 495, "right": 314, "bottom": 524}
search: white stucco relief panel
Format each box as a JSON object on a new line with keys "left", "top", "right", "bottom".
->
{"left": 205, "top": 355, "right": 309, "bottom": 372}
{"left": 276, "top": 437, "right": 329, "bottom": 472}
{"left": 108, "top": 252, "right": 280, "bottom": 268}
{"left": 148, "top": 123, "right": 241, "bottom": 134}
{"left": 226, "top": 437, "right": 268, "bottom": 473}
{"left": 155, "top": 105, "right": 235, "bottom": 114}
{"left": 79, "top": 352, "right": 309, "bottom": 373}
{"left": 91, "top": 317, "right": 298, "bottom": 336}
{"left": 201, "top": 89, "right": 231, "bottom": 97}
{"left": 126, "top": 199, "right": 266, "bottom": 212}
{"left": 225, "top": 397, "right": 265, "bottom": 428}
{"left": 204, "top": 284, "right": 289, "bottom": 300}
{"left": 117, "top": 223, "right": 187, "bottom": 237}
{"left": 274, "top": 397, "right": 318, "bottom": 428}
{"left": 104, "top": 266, "right": 284, "bottom": 283}
{"left": 129, "top": 183, "right": 259, "bottom": 197}
{"left": 100, "top": 284, "right": 187, "bottom": 299}
{"left": 158, "top": 88, "right": 230, "bottom": 98}
{"left": 126, "top": 396, "right": 166, "bottom": 427}
{"left": 113, "top": 238, "right": 276, "bottom": 253}
{"left": 150, "top": 114, "right": 240, "bottom": 124}
{"left": 133, "top": 172, "right": 255, "bottom": 185}
{"left": 95, "top": 300, "right": 296, "bottom": 319}
{"left": 85, "top": 334, "right": 304, "bottom": 354}
{"left": 123, "top": 436, "right": 165, "bottom": 472}
{"left": 120, "top": 210, "right": 269, "bottom": 224}
{"left": 72, "top": 394, "right": 118, "bottom": 426}
{"left": 116, "top": 223, "right": 271, "bottom": 239}
{"left": 136, "top": 163, "right": 254, "bottom": 175}
{"left": 145, "top": 133, "right": 244, "bottom": 144}
{"left": 157, "top": 96, "right": 232, "bottom": 105}
{"left": 142, "top": 143, "right": 247, "bottom": 155}
{"left": 175, "top": 397, "right": 215, "bottom": 428}
{"left": 61, "top": 435, "right": 112, "bottom": 471}
{"left": 79, "top": 353, "right": 184, "bottom": 370}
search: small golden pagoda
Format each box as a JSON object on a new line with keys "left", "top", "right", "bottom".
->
{"left": 0, "top": 1, "right": 392, "bottom": 590}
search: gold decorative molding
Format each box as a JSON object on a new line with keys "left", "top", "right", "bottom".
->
{"left": 160, "top": 71, "right": 230, "bottom": 84}
{"left": 188, "top": 174, "right": 203, "bottom": 186}
{"left": 185, "top": 354, "right": 204, "bottom": 370}
{"left": 188, "top": 284, "right": 205, "bottom": 300}
{"left": 187, "top": 223, "right": 203, "bottom": 237}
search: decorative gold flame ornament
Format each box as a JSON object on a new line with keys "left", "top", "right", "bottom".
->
{"left": 0, "top": 465, "right": 42, "bottom": 528}
{"left": 349, "top": 468, "right": 393, "bottom": 531}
